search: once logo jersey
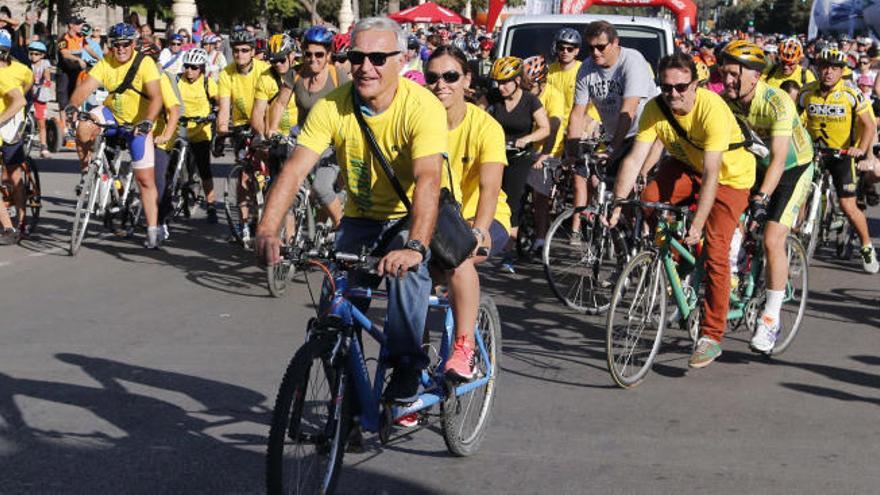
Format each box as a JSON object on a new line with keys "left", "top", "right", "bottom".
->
{"left": 799, "top": 79, "right": 869, "bottom": 149}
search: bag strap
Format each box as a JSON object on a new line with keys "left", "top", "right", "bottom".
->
{"left": 162, "top": 52, "right": 181, "bottom": 70}
{"left": 109, "top": 52, "right": 147, "bottom": 97}
{"left": 655, "top": 95, "right": 753, "bottom": 151}
{"left": 351, "top": 86, "right": 457, "bottom": 212}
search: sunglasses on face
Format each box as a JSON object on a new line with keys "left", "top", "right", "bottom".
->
{"left": 112, "top": 41, "right": 133, "bottom": 49}
{"left": 587, "top": 42, "right": 610, "bottom": 53}
{"left": 304, "top": 51, "right": 326, "bottom": 59}
{"left": 556, "top": 44, "right": 578, "bottom": 53}
{"left": 233, "top": 47, "right": 252, "bottom": 54}
{"left": 184, "top": 64, "right": 202, "bottom": 70}
{"left": 348, "top": 50, "right": 401, "bottom": 66}
{"left": 659, "top": 81, "right": 694, "bottom": 94}
{"left": 271, "top": 58, "right": 288, "bottom": 65}
{"left": 171, "top": 42, "right": 182, "bottom": 46}
{"left": 425, "top": 70, "right": 462, "bottom": 85}
{"left": 861, "top": 60, "right": 871, "bottom": 65}
{"left": 28, "top": 51, "right": 43, "bottom": 56}
{"left": 332, "top": 54, "right": 347, "bottom": 63}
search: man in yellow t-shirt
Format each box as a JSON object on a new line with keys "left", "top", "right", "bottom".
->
{"left": 176, "top": 48, "right": 219, "bottom": 222}
{"left": 608, "top": 52, "right": 755, "bottom": 369}
{"left": 256, "top": 18, "right": 446, "bottom": 405}
{"left": 0, "top": 33, "right": 33, "bottom": 238}
{"left": 217, "top": 30, "right": 270, "bottom": 137}
{"left": 68, "top": 23, "right": 165, "bottom": 248}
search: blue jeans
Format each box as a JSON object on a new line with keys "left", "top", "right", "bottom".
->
{"left": 333, "top": 216, "right": 432, "bottom": 371}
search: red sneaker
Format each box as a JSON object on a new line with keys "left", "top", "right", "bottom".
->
{"left": 395, "top": 412, "right": 419, "bottom": 428}
{"left": 444, "top": 337, "right": 476, "bottom": 381}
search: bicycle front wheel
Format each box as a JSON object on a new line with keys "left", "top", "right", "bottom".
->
{"left": 543, "top": 208, "right": 617, "bottom": 314}
{"left": 266, "top": 334, "right": 351, "bottom": 495}
{"left": 442, "top": 294, "right": 501, "bottom": 457}
{"left": 772, "top": 235, "right": 809, "bottom": 356}
{"left": 69, "top": 164, "right": 98, "bottom": 256}
{"left": 24, "top": 159, "right": 41, "bottom": 232}
{"left": 223, "top": 164, "right": 247, "bottom": 244}
{"left": 606, "top": 250, "right": 667, "bottom": 388}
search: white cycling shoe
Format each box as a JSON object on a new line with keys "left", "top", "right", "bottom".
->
{"left": 750, "top": 315, "right": 780, "bottom": 354}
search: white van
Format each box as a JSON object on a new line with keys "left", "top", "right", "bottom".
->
{"left": 497, "top": 14, "right": 676, "bottom": 70}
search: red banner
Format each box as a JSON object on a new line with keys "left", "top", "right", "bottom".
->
{"left": 486, "top": 0, "right": 506, "bottom": 32}
{"left": 562, "top": 0, "right": 696, "bottom": 34}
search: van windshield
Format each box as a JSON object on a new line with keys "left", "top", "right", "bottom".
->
{"left": 504, "top": 23, "right": 667, "bottom": 70}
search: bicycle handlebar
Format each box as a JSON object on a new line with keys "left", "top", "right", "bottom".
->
{"left": 304, "top": 249, "right": 418, "bottom": 274}
{"left": 178, "top": 115, "right": 215, "bottom": 126}
{"left": 613, "top": 198, "right": 692, "bottom": 216}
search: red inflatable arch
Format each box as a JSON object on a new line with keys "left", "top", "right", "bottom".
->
{"left": 562, "top": 0, "right": 697, "bottom": 34}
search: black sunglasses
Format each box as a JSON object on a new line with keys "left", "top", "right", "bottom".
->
{"left": 587, "top": 42, "right": 610, "bottom": 53}
{"left": 304, "top": 51, "right": 326, "bottom": 59}
{"left": 112, "top": 41, "right": 133, "bottom": 48}
{"left": 348, "top": 50, "right": 401, "bottom": 66}
{"left": 332, "top": 53, "right": 348, "bottom": 63}
{"left": 556, "top": 44, "right": 578, "bottom": 53}
{"left": 659, "top": 81, "right": 694, "bottom": 94}
{"left": 184, "top": 64, "right": 202, "bottom": 70}
{"left": 425, "top": 70, "right": 462, "bottom": 85}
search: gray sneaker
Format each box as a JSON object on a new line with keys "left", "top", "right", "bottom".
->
{"left": 0, "top": 228, "right": 18, "bottom": 245}
{"left": 144, "top": 226, "right": 161, "bottom": 249}
{"left": 688, "top": 337, "right": 722, "bottom": 369}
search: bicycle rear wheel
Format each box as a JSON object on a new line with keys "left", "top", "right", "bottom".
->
{"left": 515, "top": 190, "right": 536, "bottom": 259}
{"left": 772, "top": 235, "right": 809, "bottom": 356}
{"left": 266, "top": 333, "right": 351, "bottom": 495}
{"left": 543, "top": 207, "right": 619, "bottom": 314}
{"left": 442, "top": 294, "right": 501, "bottom": 457}
{"left": 606, "top": 250, "right": 667, "bottom": 388}
{"left": 69, "top": 164, "right": 98, "bottom": 256}
{"left": 23, "top": 159, "right": 41, "bottom": 233}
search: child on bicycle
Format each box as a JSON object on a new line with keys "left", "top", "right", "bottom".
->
{"left": 28, "top": 40, "right": 53, "bottom": 159}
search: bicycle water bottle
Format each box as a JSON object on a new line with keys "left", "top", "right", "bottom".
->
{"left": 728, "top": 228, "right": 743, "bottom": 290}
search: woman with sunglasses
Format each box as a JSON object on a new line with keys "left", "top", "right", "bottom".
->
{"left": 486, "top": 56, "right": 550, "bottom": 273}
{"left": 252, "top": 34, "right": 299, "bottom": 174}
{"left": 424, "top": 45, "right": 509, "bottom": 382}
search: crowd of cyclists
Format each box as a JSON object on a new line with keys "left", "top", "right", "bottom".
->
{"left": 0, "top": 12, "right": 878, "bottom": 379}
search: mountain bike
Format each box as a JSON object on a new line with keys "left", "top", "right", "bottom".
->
{"left": 266, "top": 249, "right": 501, "bottom": 494}
{"left": 160, "top": 115, "right": 215, "bottom": 227}
{"left": 605, "top": 201, "right": 809, "bottom": 388}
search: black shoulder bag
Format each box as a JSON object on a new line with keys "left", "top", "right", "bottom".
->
{"left": 351, "top": 88, "right": 476, "bottom": 270}
{"left": 108, "top": 52, "right": 148, "bottom": 98}
{"left": 654, "top": 95, "right": 756, "bottom": 152}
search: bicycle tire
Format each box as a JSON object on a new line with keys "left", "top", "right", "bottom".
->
{"left": 267, "top": 192, "right": 311, "bottom": 298}
{"left": 69, "top": 164, "right": 98, "bottom": 256}
{"left": 543, "top": 207, "right": 618, "bottom": 314}
{"left": 223, "top": 164, "right": 246, "bottom": 244}
{"left": 442, "top": 294, "right": 501, "bottom": 457}
{"left": 771, "top": 235, "right": 809, "bottom": 355}
{"left": 266, "top": 333, "right": 351, "bottom": 495}
{"left": 605, "top": 250, "right": 667, "bottom": 389}
{"left": 515, "top": 190, "right": 536, "bottom": 259}
{"left": 46, "top": 118, "right": 60, "bottom": 153}
{"left": 24, "top": 159, "right": 41, "bottom": 232}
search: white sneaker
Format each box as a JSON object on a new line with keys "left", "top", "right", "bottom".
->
{"left": 750, "top": 315, "right": 780, "bottom": 354}
{"left": 860, "top": 245, "right": 879, "bottom": 274}
{"left": 160, "top": 223, "right": 170, "bottom": 242}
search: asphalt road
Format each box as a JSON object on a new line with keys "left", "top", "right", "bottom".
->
{"left": 1, "top": 151, "right": 879, "bottom": 494}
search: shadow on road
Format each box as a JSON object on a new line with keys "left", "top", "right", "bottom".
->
{"left": 0, "top": 353, "right": 443, "bottom": 493}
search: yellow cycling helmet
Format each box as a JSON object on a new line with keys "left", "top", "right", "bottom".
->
{"left": 817, "top": 47, "right": 847, "bottom": 66}
{"left": 267, "top": 33, "right": 293, "bottom": 62}
{"left": 491, "top": 56, "right": 523, "bottom": 81}
{"left": 695, "top": 61, "right": 710, "bottom": 83}
{"left": 720, "top": 40, "right": 766, "bottom": 71}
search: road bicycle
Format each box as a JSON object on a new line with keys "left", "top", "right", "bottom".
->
{"left": 265, "top": 249, "right": 501, "bottom": 494}
{"left": 542, "top": 144, "right": 637, "bottom": 314}
{"left": 69, "top": 115, "right": 142, "bottom": 256}
{"left": 160, "top": 115, "right": 215, "bottom": 227}
{"left": 605, "top": 201, "right": 809, "bottom": 388}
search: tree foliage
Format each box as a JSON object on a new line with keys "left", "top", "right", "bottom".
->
{"left": 717, "top": 0, "right": 811, "bottom": 34}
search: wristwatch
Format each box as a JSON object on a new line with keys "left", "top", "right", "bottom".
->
{"left": 404, "top": 239, "right": 427, "bottom": 260}
{"left": 754, "top": 192, "right": 770, "bottom": 204}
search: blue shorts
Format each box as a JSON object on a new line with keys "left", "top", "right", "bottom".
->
{"left": 90, "top": 106, "right": 155, "bottom": 169}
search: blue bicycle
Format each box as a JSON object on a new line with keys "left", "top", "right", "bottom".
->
{"left": 266, "top": 250, "right": 501, "bottom": 494}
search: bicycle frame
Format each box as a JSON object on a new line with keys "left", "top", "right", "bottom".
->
{"left": 320, "top": 271, "right": 494, "bottom": 431}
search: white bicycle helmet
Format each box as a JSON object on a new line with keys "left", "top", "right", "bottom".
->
{"left": 182, "top": 48, "right": 209, "bottom": 66}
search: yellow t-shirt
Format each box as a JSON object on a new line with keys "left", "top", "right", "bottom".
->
{"left": 547, "top": 61, "right": 581, "bottom": 120}
{"left": 538, "top": 84, "right": 566, "bottom": 157}
{"left": 761, "top": 63, "right": 816, "bottom": 90}
{"left": 5, "top": 60, "right": 33, "bottom": 94}
{"left": 444, "top": 103, "right": 511, "bottom": 230}
{"left": 799, "top": 78, "right": 870, "bottom": 149}
{"left": 89, "top": 52, "right": 161, "bottom": 124}
{"left": 218, "top": 59, "right": 270, "bottom": 126}
{"left": 254, "top": 69, "right": 298, "bottom": 135}
{"left": 153, "top": 72, "right": 183, "bottom": 152}
{"left": 636, "top": 88, "right": 756, "bottom": 190}
{"left": 297, "top": 78, "right": 448, "bottom": 220}
{"left": 0, "top": 68, "right": 23, "bottom": 116}
{"left": 178, "top": 74, "right": 218, "bottom": 143}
